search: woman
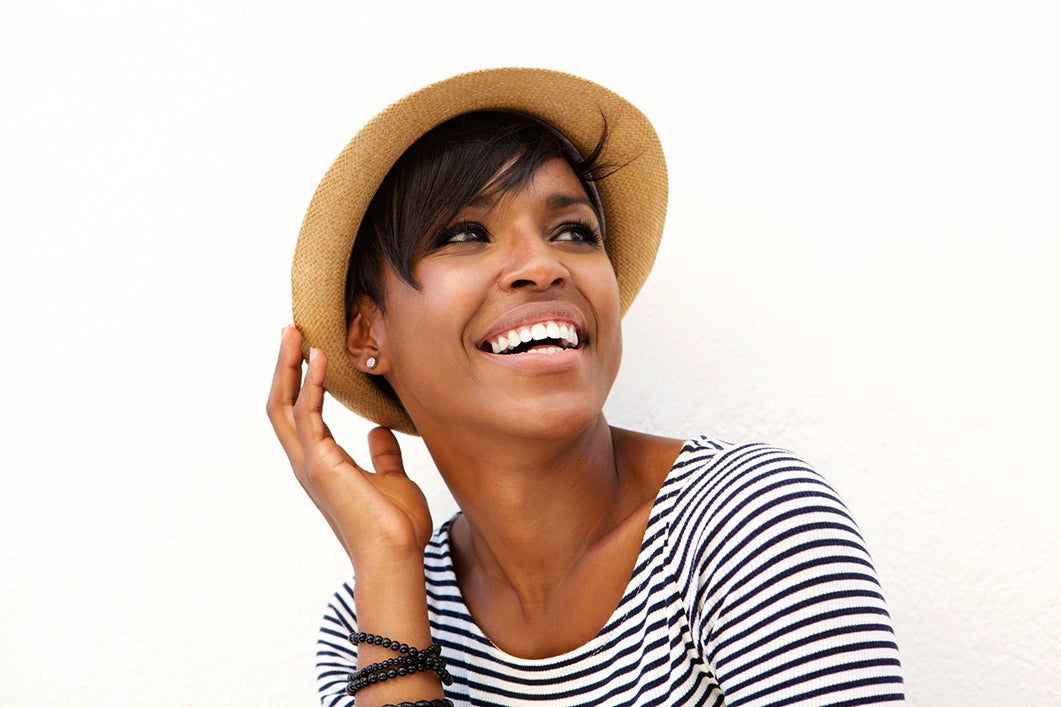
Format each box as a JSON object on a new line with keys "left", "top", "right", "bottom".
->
{"left": 268, "top": 68, "right": 903, "bottom": 707}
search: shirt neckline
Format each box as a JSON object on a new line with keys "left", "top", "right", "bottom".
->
{"left": 429, "top": 436, "right": 715, "bottom": 666}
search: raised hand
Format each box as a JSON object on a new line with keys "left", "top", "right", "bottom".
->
{"left": 267, "top": 326, "right": 433, "bottom": 570}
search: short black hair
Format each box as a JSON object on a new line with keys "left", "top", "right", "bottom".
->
{"left": 345, "top": 110, "right": 608, "bottom": 315}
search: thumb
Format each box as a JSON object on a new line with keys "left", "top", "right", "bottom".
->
{"left": 367, "top": 427, "right": 406, "bottom": 476}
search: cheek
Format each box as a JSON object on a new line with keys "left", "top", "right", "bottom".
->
{"left": 382, "top": 269, "right": 481, "bottom": 351}
{"left": 591, "top": 261, "right": 623, "bottom": 319}
{"left": 583, "top": 261, "right": 623, "bottom": 360}
{"left": 413, "top": 273, "right": 485, "bottom": 343}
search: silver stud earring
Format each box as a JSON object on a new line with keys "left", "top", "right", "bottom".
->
{"left": 365, "top": 356, "right": 378, "bottom": 370}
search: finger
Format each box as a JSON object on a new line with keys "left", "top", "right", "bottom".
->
{"left": 293, "top": 348, "right": 366, "bottom": 475}
{"left": 367, "top": 426, "right": 407, "bottom": 477}
{"left": 266, "top": 326, "right": 306, "bottom": 465}
{"left": 292, "top": 346, "right": 330, "bottom": 452}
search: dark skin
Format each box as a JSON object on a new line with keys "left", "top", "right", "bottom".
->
{"left": 268, "top": 159, "right": 684, "bottom": 704}
{"left": 449, "top": 426, "right": 682, "bottom": 658}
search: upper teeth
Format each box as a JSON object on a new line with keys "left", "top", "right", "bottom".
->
{"left": 489, "top": 320, "right": 580, "bottom": 354}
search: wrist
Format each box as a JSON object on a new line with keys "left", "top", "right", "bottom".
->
{"left": 353, "top": 557, "right": 433, "bottom": 653}
{"left": 349, "top": 555, "right": 441, "bottom": 705}
{"left": 351, "top": 549, "right": 426, "bottom": 578}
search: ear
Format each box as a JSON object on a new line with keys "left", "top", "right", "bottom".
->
{"left": 346, "top": 297, "right": 389, "bottom": 374}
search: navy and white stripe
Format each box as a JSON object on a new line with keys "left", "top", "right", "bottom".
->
{"left": 316, "top": 436, "right": 904, "bottom": 705}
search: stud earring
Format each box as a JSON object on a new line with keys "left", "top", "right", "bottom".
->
{"left": 365, "top": 356, "right": 378, "bottom": 370}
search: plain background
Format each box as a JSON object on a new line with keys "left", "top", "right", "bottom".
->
{"left": 2, "top": 1, "right": 1058, "bottom": 704}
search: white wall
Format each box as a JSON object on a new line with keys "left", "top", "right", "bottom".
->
{"left": 2, "top": 2, "right": 1058, "bottom": 704}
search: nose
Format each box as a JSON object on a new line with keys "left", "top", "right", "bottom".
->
{"left": 499, "top": 231, "right": 570, "bottom": 292}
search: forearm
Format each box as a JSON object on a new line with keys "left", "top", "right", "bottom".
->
{"left": 351, "top": 557, "right": 446, "bottom": 707}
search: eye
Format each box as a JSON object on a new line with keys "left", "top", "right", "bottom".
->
{"left": 434, "top": 222, "right": 490, "bottom": 247}
{"left": 551, "top": 220, "right": 603, "bottom": 245}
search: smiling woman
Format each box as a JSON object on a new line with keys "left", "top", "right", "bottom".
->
{"left": 267, "top": 68, "right": 905, "bottom": 707}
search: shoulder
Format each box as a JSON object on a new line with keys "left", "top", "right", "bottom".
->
{"left": 663, "top": 437, "right": 871, "bottom": 592}
{"left": 663, "top": 436, "right": 855, "bottom": 534}
{"left": 670, "top": 435, "right": 832, "bottom": 487}
{"left": 665, "top": 437, "right": 904, "bottom": 702}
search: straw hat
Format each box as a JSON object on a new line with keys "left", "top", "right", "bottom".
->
{"left": 292, "top": 67, "right": 668, "bottom": 435}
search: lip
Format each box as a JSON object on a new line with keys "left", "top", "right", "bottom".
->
{"left": 477, "top": 301, "right": 588, "bottom": 353}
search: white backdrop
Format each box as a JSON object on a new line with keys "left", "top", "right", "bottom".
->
{"left": 2, "top": 2, "right": 1058, "bottom": 705}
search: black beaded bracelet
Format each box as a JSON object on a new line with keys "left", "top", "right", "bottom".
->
{"left": 349, "top": 631, "right": 441, "bottom": 658}
{"left": 346, "top": 654, "right": 453, "bottom": 694}
{"left": 380, "top": 701, "right": 453, "bottom": 707}
{"left": 347, "top": 659, "right": 426, "bottom": 692}
{"left": 345, "top": 631, "right": 454, "bottom": 696}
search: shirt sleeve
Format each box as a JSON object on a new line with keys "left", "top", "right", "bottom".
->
{"left": 677, "top": 443, "right": 905, "bottom": 705}
{"left": 316, "top": 579, "right": 358, "bottom": 707}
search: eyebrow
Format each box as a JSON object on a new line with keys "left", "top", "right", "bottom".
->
{"left": 545, "top": 192, "right": 595, "bottom": 211}
{"left": 463, "top": 190, "right": 595, "bottom": 212}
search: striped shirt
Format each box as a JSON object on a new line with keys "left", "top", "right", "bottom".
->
{"left": 316, "top": 436, "right": 904, "bottom": 705}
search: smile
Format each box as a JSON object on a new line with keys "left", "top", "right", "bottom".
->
{"left": 485, "top": 320, "right": 581, "bottom": 355}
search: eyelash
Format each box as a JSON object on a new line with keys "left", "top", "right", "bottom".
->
{"left": 432, "top": 220, "right": 603, "bottom": 248}
{"left": 433, "top": 221, "right": 489, "bottom": 247}
{"left": 554, "top": 219, "right": 603, "bottom": 244}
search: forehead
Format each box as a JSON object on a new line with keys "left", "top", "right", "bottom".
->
{"left": 457, "top": 157, "right": 597, "bottom": 215}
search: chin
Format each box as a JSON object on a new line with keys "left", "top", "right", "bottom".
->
{"left": 494, "top": 394, "right": 606, "bottom": 441}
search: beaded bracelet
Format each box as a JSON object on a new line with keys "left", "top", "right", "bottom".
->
{"left": 346, "top": 654, "right": 452, "bottom": 694}
{"left": 345, "top": 632, "right": 454, "bottom": 697}
{"left": 349, "top": 632, "right": 440, "bottom": 656}
{"left": 380, "top": 701, "right": 454, "bottom": 707}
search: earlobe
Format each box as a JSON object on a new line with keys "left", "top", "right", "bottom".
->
{"left": 347, "top": 298, "right": 387, "bottom": 374}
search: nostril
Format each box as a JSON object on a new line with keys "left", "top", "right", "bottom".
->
{"left": 510, "top": 277, "right": 565, "bottom": 289}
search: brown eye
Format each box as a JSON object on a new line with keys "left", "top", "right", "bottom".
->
{"left": 434, "top": 222, "right": 490, "bottom": 247}
{"left": 552, "top": 221, "right": 603, "bottom": 244}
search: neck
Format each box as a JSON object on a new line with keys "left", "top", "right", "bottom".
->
{"left": 421, "top": 415, "right": 632, "bottom": 606}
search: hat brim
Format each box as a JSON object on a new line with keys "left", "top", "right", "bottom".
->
{"left": 292, "top": 67, "right": 668, "bottom": 436}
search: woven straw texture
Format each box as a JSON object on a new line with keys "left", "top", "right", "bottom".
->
{"left": 292, "top": 67, "right": 668, "bottom": 435}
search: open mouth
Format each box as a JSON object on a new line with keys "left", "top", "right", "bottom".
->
{"left": 483, "top": 320, "right": 581, "bottom": 355}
